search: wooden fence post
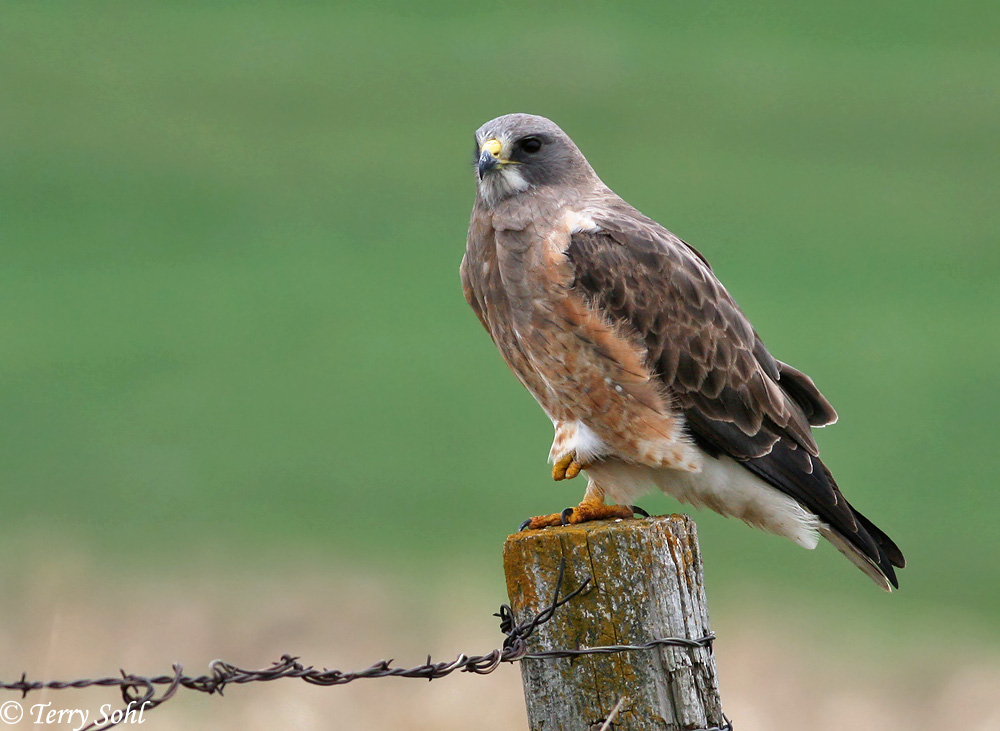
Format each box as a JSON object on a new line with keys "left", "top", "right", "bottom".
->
{"left": 503, "top": 514, "right": 725, "bottom": 731}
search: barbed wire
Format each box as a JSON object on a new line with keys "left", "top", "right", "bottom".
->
{"left": 0, "top": 562, "right": 731, "bottom": 730}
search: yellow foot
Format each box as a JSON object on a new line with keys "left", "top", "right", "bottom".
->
{"left": 552, "top": 452, "right": 588, "bottom": 481}
{"left": 518, "top": 500, "right": 649, "bottom": 531}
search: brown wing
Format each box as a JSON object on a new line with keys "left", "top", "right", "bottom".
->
{"left": 566, "top": 208, "right": 903, "bottom": 586}
{"left": 567, "top": 211, "right": 833, "bottom": 461}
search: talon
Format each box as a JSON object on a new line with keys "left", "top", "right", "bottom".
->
{"left": 515, "top": 499, "right": 645, "bottom": 534}
{"left": 552, "top": 453, "right": 572, "bottom": 481}
{"left": 552, "top": 452, "right": 589, "bottom": 481}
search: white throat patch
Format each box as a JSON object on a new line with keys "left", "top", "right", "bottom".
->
{"left": 479, "top": 166, "right": 531, "bottom": 206}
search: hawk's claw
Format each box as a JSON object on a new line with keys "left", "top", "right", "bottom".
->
{"left": 552, "top": 452, "right": 589, "bottom": 481}
{"left": 518, "top": 502, "right": 647, "bottom": 531}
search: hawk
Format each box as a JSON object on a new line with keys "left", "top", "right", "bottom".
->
{"left": 460, "top": 113, "right": 905, "bottom": 590}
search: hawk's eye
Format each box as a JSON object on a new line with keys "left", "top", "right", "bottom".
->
{"left": 519, "top": 137, "right": 542, "bottom": 154}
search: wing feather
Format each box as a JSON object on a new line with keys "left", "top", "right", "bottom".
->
{"left": 567, "top": 218, "right": 816, "bottom": 457}
{"left": 565, "top": 206, "right": 903, "bottom": 587}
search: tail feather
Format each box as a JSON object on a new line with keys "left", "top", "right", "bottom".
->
{"left": 685, "top": 400, "right": 905, "bottom": 590}
{"left": 820, "top": 504, "right": 903, "bottom": 592}
{"left": 820, "top": 527, "right": 893, "bottom": 591}
{"left": 853, "top": 509, "right": 906, "bottom": 569}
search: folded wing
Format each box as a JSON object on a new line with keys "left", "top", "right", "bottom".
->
{"left": 565, "top": 205, "right": 903, "bottom": 588}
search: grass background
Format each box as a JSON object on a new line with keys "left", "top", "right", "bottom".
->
{"left": 2, "top": 0, "right": 998, "bottom": 664}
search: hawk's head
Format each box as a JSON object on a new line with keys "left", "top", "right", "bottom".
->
{"left": 473, "top": 113, "right": 596, "bottom": 207}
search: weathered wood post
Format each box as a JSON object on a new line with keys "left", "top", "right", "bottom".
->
{"left": 503, "top": 514, "right": 725, "bottom": 731}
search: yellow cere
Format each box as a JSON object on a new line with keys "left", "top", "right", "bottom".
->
{"left": 481, "top": 138, "right": 503, "bottom": 156}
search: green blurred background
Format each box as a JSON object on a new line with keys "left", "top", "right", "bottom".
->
{"left": 2, "top": 0, "right": 998, "bottom": 636}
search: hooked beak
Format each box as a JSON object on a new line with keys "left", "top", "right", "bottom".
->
{"left": 477, "top": 138, "right": 504, "bottom": 179}
{"left": 478, "top": 150, "right": 499, "bottom": 178}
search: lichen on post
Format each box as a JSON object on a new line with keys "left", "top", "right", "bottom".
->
{"left": 503, "top": 515, "right": 725, "bottom": 731}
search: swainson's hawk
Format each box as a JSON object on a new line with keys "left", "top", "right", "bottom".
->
{"left": 460, "top": 113, "right": 905, "bottom": 590}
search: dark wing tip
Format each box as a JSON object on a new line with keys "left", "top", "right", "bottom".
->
{"left": 852, "top": 508, "right": 906, "bottom": 569}
{"left": 777, "top": 361, "right": 838, "bottom": 427}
